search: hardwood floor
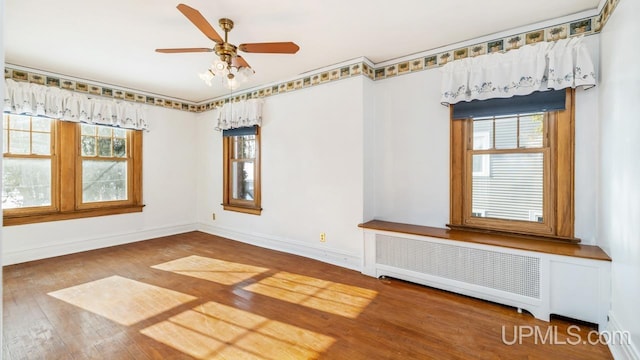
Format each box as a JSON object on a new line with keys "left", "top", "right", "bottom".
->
{"left": 3, "top": 231, "right": 612, "bottom": 359}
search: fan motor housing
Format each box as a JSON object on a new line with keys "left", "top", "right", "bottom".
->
{"left": 215, "top": 42, "right": 238, "bottom": 60}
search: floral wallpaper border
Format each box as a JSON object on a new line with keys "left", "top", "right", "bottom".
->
{"left": 4, "top": 0, "right": 619, "bottom": 112}
{"left": 4, "top": 61, "right": 374, "bottom": 113}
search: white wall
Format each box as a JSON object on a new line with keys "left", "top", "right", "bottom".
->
{"left": 196, "top": 77, "right": 367, "bottom": 269}
{"left": 372, "top": 69, "right": 450, "bottom": 227}
{"left": 370, "top": 36, "right": 602, "bottom": 244}
{"left": 363, "top": 72, "right": 376, "bottom": 221}
{"left": 598, "top": 0, "right": 640, "bottom": 356}
{"left": 2, "top": 105, "right": 199, "bottom": 265}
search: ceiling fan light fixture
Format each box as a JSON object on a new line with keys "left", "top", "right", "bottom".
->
{"left": 235, "top": 67, "right": 254, "bottom": 83}
{"left": 160, "top": 5, "right": 297, "bottom": 90}
{"left": 198, "top": 69, "right": 214, "bottom": 86}
{"left": 225, "top": 77, "right": 239, "bottom": 90}
{"left": 213, "top": 59, "right": 227, "bottom": 73}
{"left": 200, "top": 57, "right": 254, "bottom": 88}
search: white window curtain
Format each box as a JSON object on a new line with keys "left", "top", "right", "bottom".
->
{"left": 3, "top": 79, "right": 147, "bottom": 130}
{"left": 440, "top": 36, "right": 596, "bottom": 105}
{"left": 214, "top": 98, "right": 263, "bottom": 130}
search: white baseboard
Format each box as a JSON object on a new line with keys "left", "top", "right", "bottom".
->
{"left": 3, "top": 223, "right": 198, "bottom": 265}
{"left": 197, "top": 223, "right": 362, "bottom": 272}
{"left": 608, "top": 311, "right": 640, "bottom": 360}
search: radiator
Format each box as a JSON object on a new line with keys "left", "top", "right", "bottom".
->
{"left": 376, "top": 235, "right": 540, "bottom": 299}
{"left": 362, "top": 230, "right": 610, "bottom": 330}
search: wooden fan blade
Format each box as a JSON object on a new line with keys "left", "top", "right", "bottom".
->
{"left": 176, "top": 3, "right": 223, "bottom": 44}
{"left": 239, "top": 42, "right": 300, "bottom": 54}
{"left": 231, "top": 55, "right": 251, "bottom": 69}
{"left": 155, "top": 48, "right": 213, "bottom": 53}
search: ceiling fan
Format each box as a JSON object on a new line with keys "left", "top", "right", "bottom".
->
{"left": 156, "top": 4, "right": 300, "bottom": 86}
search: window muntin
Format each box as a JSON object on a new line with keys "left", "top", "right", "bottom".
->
{"left": 223, "top": 128, "right": 261, "bottom": 215}
{"left": 2, "top": 114, "right": 55, "bottom": 210}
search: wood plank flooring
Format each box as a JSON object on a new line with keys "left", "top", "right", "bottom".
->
{"left": 3, "top": 231, "right": 613, "bottom": 359}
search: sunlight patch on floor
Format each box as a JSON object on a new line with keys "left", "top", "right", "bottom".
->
{"left": 140, "top": 301, "right": 335, "bottom": 360}
{"left": 242, "top": 271, "right": 378, "bottom": 318}
{"left": 47, "top": 275, "right": 196, "bottom": 326}
{"left": 151, "top": 255, "right": 270, "bottom": 286}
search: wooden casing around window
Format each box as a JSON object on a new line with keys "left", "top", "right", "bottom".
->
{"left": 222, "top": 127, "right": 262, "bottom": 215}
{"left": 74, "top": 126, "right": 141, "bottom": 210}
{"left": 449, "top": 88, "right": 576, "bottom": 241}
{"left": 1, "top": 118, "right": 60, "bottom": 217}
{"left": 3, "top": 121, "right": 143, "bottom": 226}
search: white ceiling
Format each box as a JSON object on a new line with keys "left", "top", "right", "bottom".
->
{"left": 5, "top": 0, "right": 600, "bottom": 103}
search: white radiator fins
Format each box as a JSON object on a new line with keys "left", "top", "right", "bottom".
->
{"left": 376, "top": 235, "right": 540, "bottom": 299}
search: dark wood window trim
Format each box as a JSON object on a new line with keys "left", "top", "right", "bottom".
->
{"left": 3, "top": 119, "right": 143, "bottom": 226}
{"left": 222, "top": 127, "right": 262, "bottom": 215}
{"left": 449, "top": 88, "right": 575, "bottom": 242}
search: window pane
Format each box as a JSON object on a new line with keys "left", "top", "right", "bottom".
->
{"left": 2, "top": 158, "right": 52, "bottom": 208}
{"left": 473, "top": 154, "right": 490, "bottom": 176}
{"left": 32, "top": 132, "right": 51, "bottom": 155}
{"left": 233, "top": 135, "right": 255, "bottom": 159}
{"left": 472, "top": 153, "right": 543, "bottom": 222}
{"left": 97, "top": 126, "right": 112, "bottom": 137}
{"left": 9, "top": 115, "right": 30, "bottom": 130}
{"left": 82, "top": 135, "right": 97, "bottom": 156}
{"left": 81, "top": 124, "right": 96, "bottom": 136}
{"left": 9, "top": 130, "right": 30, "bottom": 154}
{"left": 82, "top": 160, "right": 127, "bottom": 203}
{"left": 473, "top": 120, "right": 493, "bottom": 150}
{"left": 519, "top": 114, "right": 544, "bottom": 148}
{"left": 494, "top": 117, "right": 518, "bottom": 149}
{"left": 113, "top": 138, "right": 126, "bottom": 157}
{"left": 98, "top": 137, "right": 112, "bottom": 157}
{"left": 113, "top": 128, "right": 127, "bottom": 138}
{"left": 31, "top": 117, "right": 51, "bottom": 132}
{"left": 231, "top": 161, "right": 254, "bottom": 200}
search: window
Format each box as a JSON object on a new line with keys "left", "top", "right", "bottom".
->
{"left": 449, "top": 89, "right": 575, "bottom": 241}
{"left": 222, "top": 126, "right": 261, "bottom": 215}
{"left": 2, "top": 115, "right": 56, "bottom": 212}
{"left": 2, "top": 114, "right": 143, "bottom": 225}
{"left": 79, "top": 124, "right": 129, "bottom": 205}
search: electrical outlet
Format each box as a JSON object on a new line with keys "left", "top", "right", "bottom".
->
{"left": 212, "top": 213, "right": 216, "bottom": 221}
{"left": 320, "top": 232, "right": 326, "bottom": 242}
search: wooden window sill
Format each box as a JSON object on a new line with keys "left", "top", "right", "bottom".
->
{"left": 223, "top": 204, "right": 262, "bottom": 215}
{"left": 358, "top": 220, "right": 611, "bottom": 261}
{"left": 3, "top": 205, "right": 144, "bottom": 226}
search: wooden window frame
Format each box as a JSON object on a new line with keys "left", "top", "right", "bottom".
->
{"left": 75, "top": 124, "right": 138, "bottom": 210}
{"left": 222, "top": 127, "right": 262, "bottom": 215}
{"left": 449, "top": 88, "right": 576, "bottom": 242}
{"left": 3, "top": 119, "right": 143, "bottom": 226}
{"left": 2, "top": 115, "right": 59, "bottom": 216}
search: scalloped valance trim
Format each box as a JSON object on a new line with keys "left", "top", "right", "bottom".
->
{"left": 214, "top": 99, "right": 263, "bottom": 131}
{"left": 440, "top": 37, "right": 596, "bottom": 106}
{"left": 3, "top": 79, "right": 147, "bottom": 130}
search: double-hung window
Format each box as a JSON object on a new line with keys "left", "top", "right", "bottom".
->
{"left": 79, "top": 124, "right": 130, "bottom": 205}
{"left": 2, "top": 114, "right": 143, "bottom": 225}
{"left": 2, "top": 114, "right": 56, "bottom": 213}
{"left": 222, "top": 125, "right": 261, "bottom": 215}
{"left": 449, "top": 89, "right": 576, "bottom": 241}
